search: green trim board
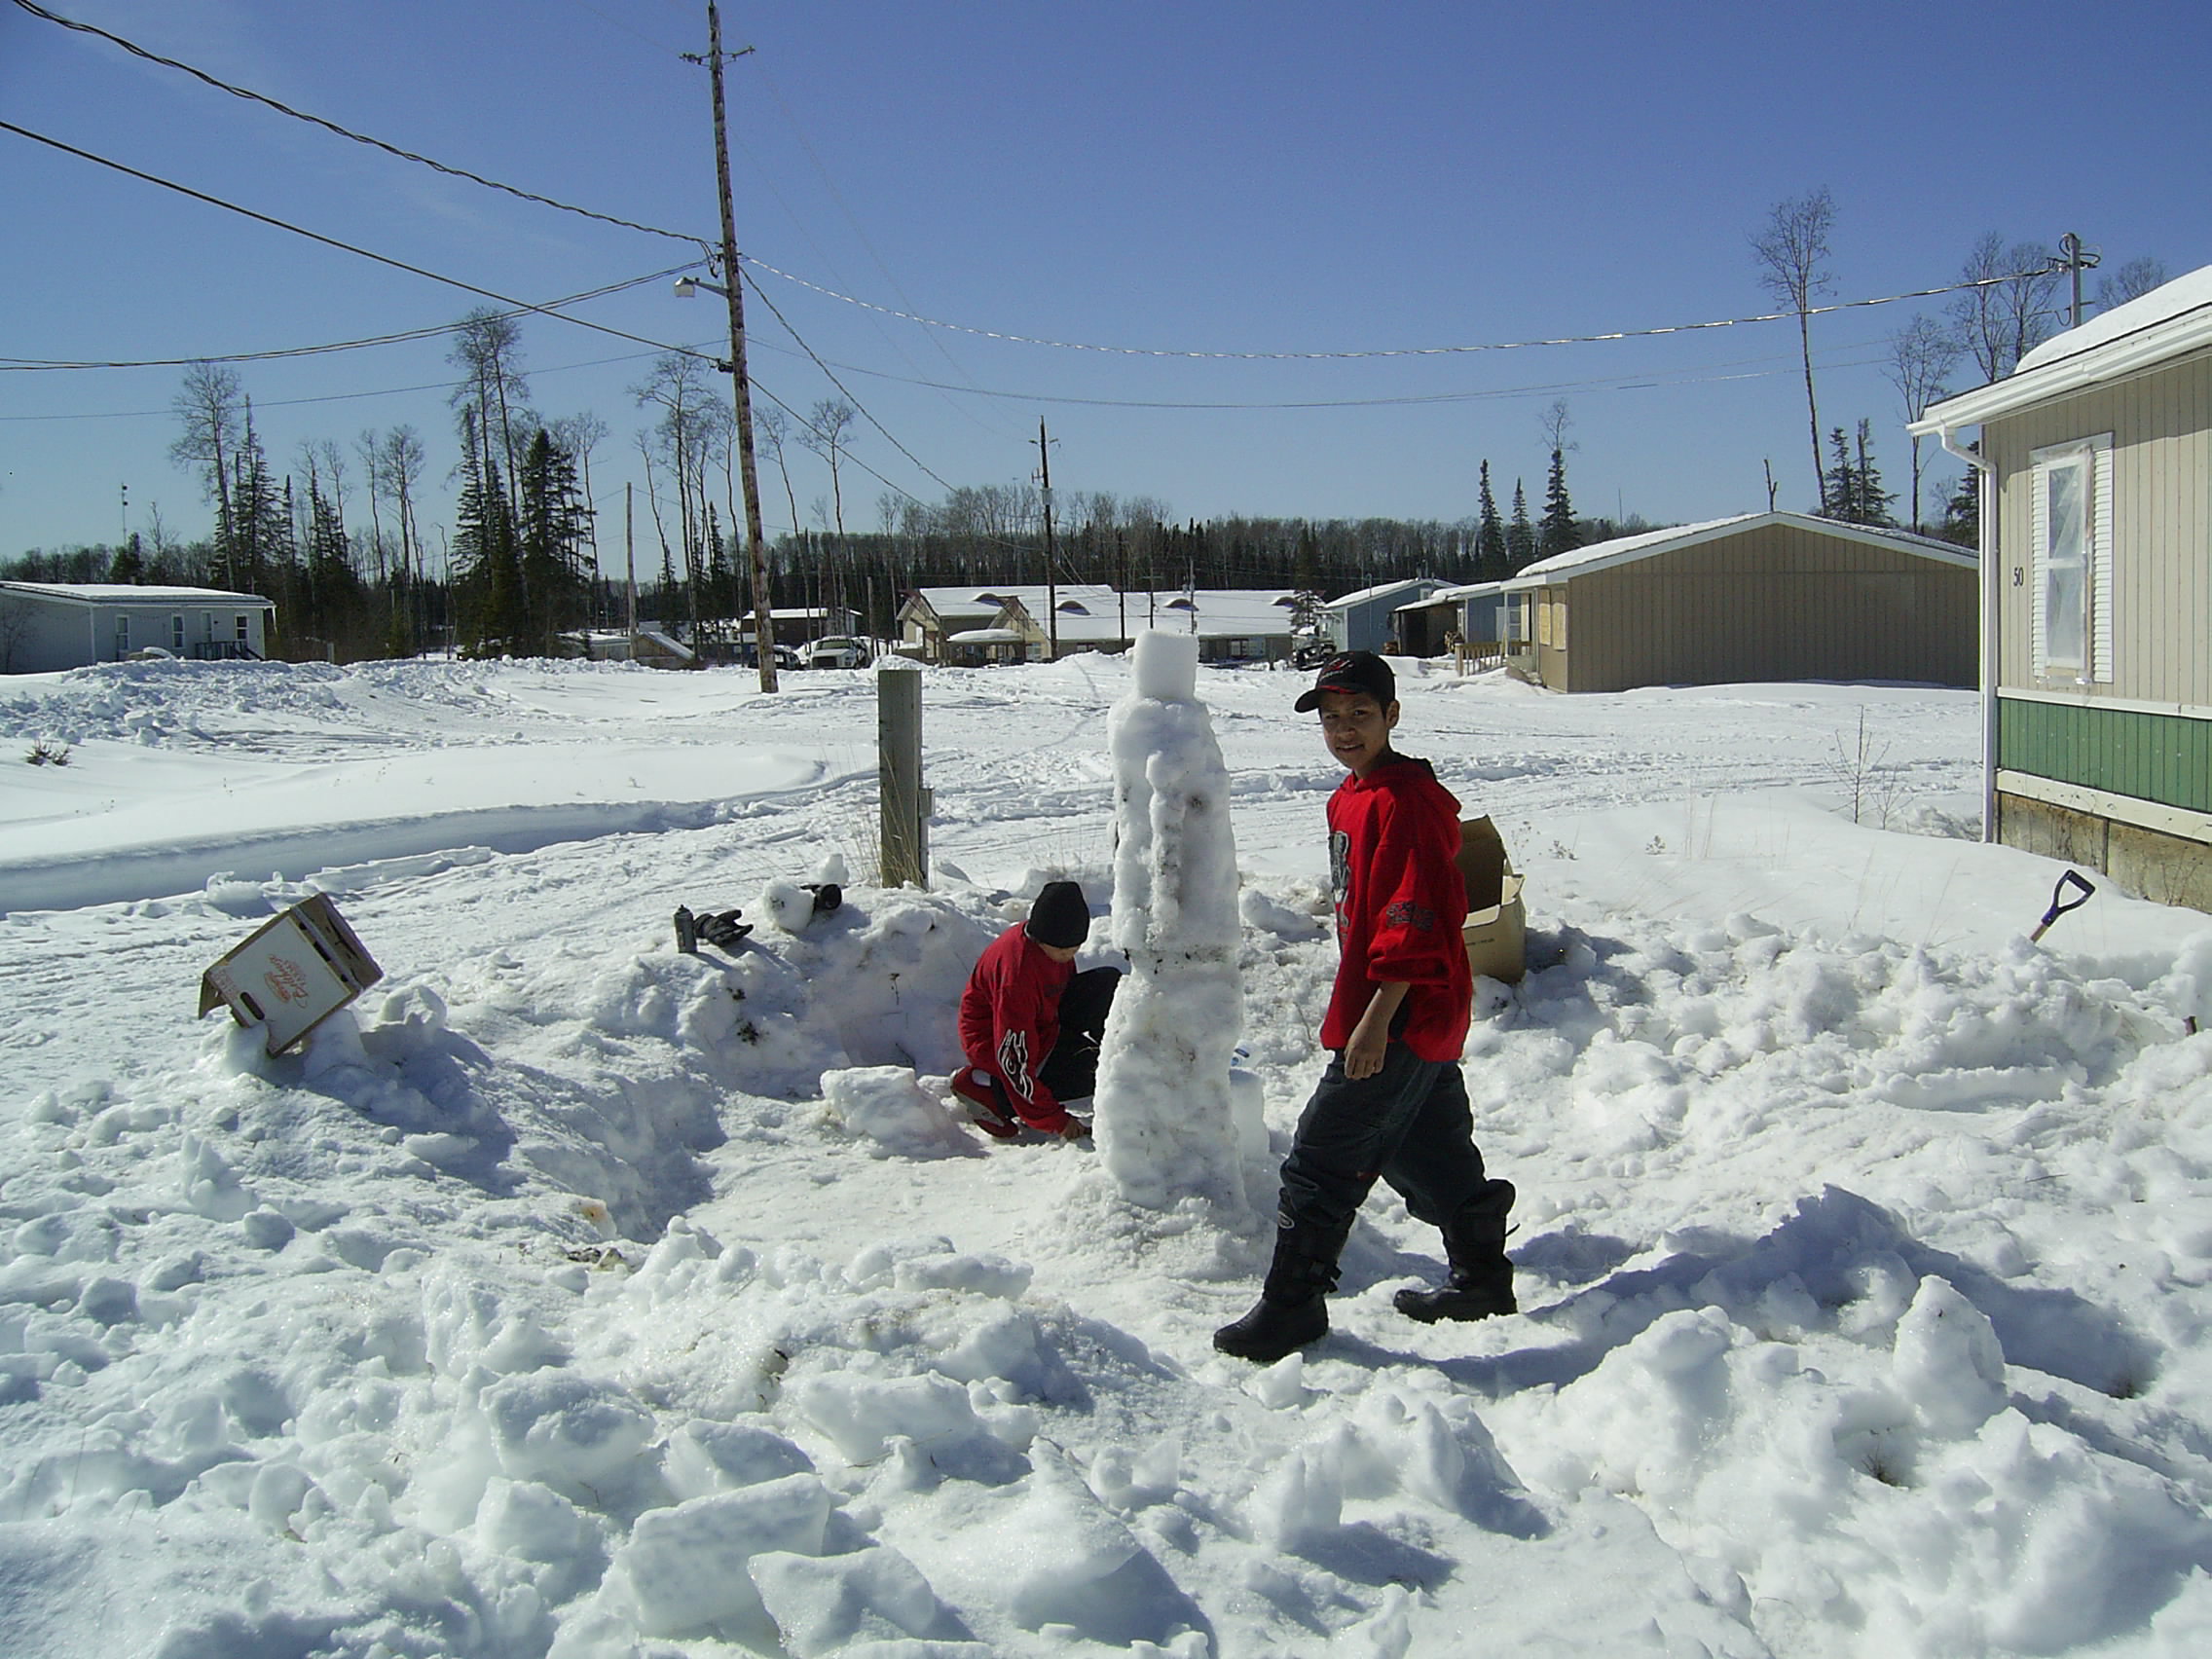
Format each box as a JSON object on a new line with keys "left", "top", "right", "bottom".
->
{"left": 1998, "top": 695, "right": 2212, "bottom": 813}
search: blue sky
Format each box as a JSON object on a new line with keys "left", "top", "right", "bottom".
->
{"left": 3, "top": 0, "right": 2207, "bottom": 571}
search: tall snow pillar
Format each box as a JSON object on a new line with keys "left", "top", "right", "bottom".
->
{"left": 1092, "top": 631, "right": 1251, "bottom": 1219}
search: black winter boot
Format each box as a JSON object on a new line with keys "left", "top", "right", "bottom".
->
{"left": 1395, "top": 1179, "right": 1517, "bottom": 1324}
{"left": 1214, "top": 1215, "right": 1349, "bottom": 1363}
{"left": 1212, "top": 1293, "right": 1327, "bottom": 1363}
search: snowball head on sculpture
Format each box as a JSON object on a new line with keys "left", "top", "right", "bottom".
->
{"left": 1090, "top": 632, "right": 1257, "bottom": 1220}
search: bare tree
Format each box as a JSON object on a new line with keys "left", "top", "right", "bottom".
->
{"left": 448, "top": 309, "right": 535, "bottom": 491}
{"left": 2096, "top": 256, "right": 2169, "bottom": 312}
{"left": 1751, "top": 187, "right": 1836, "bottom": 511}
{"left": 168, "top": 361, "right": 246, "bottom": 584}
{"left": 756, "top": 406, "right": 801, "bottom": 535}
{"left": 801, "top": 399, "right": 858, "bottom": 535}
{"left": 550, "top": 412, "right": 609, "bottom": 586}
{"left": 1948, "top": 233, "right": 2064, "bottom": 382}
{"left": 1884, "top": 315, "right": 1960, "bottom": 532}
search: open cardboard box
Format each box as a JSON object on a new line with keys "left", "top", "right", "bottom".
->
{"left": 1456, "top": 816, "right": 1527, "bottom": 984}
{"left": 199, "top": 893, "right": 384, "bottom": 1055}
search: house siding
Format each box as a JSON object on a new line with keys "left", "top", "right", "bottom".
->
{"left": 1998, "top": 696, "right": 2212, "bottom": 813}
{"left": 1986, "top": 349, "right": 2212, "bottom": 706}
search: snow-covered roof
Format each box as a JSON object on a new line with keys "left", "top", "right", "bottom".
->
{"left": 1320, "top": 577, "right": 1442, "bottom": 611}
{"left": 910, "top": 584, "right": 1115, "bottom": 622}
{"left": 1499, "top": 511, "right": 1972, "bottom": 591}
{"left": 1419, "top": 579, "right": 1509, "bottom": 607}
{"left": 1915, "top": 261, "right": 2212, "bottom": 432}
{"left": 1, "top": 580, "right": 271, "bottom": 606}
{"left": 947, "top": 626, "right": 1024, "bottom": 645}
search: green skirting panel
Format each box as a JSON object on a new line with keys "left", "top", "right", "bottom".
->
{"left": 1998, "top": 698, "right": 2212, "bottom": 814}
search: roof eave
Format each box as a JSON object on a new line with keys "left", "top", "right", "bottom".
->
{"left": 1913, "top": 306, "right": 2212, "bottom": 435}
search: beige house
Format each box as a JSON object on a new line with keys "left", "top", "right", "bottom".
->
{"left": 1497, "top": 512, "right": 1976, "bottom": 693}
{"left": 1910, "top": 263, "right": 2212, "bottom": 907}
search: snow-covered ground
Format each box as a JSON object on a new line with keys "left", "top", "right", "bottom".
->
{"left": 4, "top": 650, "right": 2212, "bottom": 1658}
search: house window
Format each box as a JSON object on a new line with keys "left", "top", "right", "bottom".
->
{"left": 236, "top": 613, "right": 250, "bottom": 645}
{"left": 115, "top": 614, "right": 129, "bottom": 656}
{"left": 2031, "top": 434, "right": 2113, "bottom": 682}
{"left": 1554, "top": 601, "right": 1568, "bottom": 651}
{"left": 1536, "top": 602, "right": 1552, "bottom": 647}
{"left": 171, "top": 614, "right": 186, "bottom": 651}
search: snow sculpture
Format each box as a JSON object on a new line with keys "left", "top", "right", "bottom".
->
{"left": 1091, "top": 632, "right": 1252, "bottom": 1218}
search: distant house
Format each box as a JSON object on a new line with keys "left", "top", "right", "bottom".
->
{"left": 1398, "top": 580, "right": 1513, "bottom": 659}
{"left": 1910, "top": 263, "right": 2212, "bottom": 908}
{"left": 0, "top": 581, "right": 274, "bottom": 674}
{"left": 898, "top": 585, "right": 1116, "bottom": 664}
{"left": 1321, "top": 578, "right": 1448, "bottom": 654}
{"left": 1494, "top": 512, "right": 1975, "bottom": 694}
{"left": 899, "top": 585, "right": 1298, "bottom": 664}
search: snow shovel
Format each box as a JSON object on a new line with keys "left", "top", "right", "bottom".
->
{"left": 2028, "top": 870, "right": 2096, "bottom": 942}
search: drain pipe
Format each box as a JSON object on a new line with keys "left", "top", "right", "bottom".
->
{"left": 1936, "top": 423, "right": 2000, "bottom": 842}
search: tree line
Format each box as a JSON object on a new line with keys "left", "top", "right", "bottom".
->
{"left": 14, "top": 222, "right": 2173, "bottom": 663}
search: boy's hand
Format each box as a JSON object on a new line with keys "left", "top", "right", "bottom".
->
{"left": 1344, "top": 1021, "right": 1389, "bottom": 1079}
{"left": 1346, "top": 980, "right": 1409, "bottom": 1079}
{"left": 1057, "top": 1118, "right": 1092, "bottom": 1142}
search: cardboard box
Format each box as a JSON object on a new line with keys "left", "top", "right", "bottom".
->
{"left": 199, "top": 893, "right": 385, "bottom": 1055}
{"left": 1456, "top": 817, "right": 1527, "bottom": 984}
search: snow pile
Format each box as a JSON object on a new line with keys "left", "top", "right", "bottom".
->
{"left": 6, "top": 655, "right": 2212, "bottom": 1655}
{"left": 1092, "top": 632, "right": 1257, "bottom": 1222}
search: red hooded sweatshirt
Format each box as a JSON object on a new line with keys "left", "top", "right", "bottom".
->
{"left": 1321, "top": 754, "right": 1473, "bottom": 1062}
{"left": 957, "top": 921, "right": 1077, "bottom": 1131}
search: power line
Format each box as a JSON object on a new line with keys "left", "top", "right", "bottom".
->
{"left": 0, "top": 266, "right": 703, "bottom": 373}
{"left": 0, "top": 120, "right": 719, "bottom": 367}
{"left": 739, "top": 269, "right": 959, "bottom": 496}
{"left": 9, "top": 0, "right": 707, "bottom": 248}
{"left": 740, "top": 253, "right": 2055, "bottom": 361}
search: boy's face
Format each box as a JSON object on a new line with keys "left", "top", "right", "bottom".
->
{"left": 1316, "top": 688, "right": 1399, "bottom": 777}
{"left": 1036, "top": 940, "right": 1080, "bottom": 964}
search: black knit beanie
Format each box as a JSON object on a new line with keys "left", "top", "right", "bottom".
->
{"left": 1025, "top": 880, "right": 1090, "bottom": 949}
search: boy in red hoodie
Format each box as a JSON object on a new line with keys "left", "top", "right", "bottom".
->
{"left": 1215, "top": 651, "right": 1517, "bottom": 1362}
{"left": 952, "top": 879, "right": 1116, "bottom": 1141}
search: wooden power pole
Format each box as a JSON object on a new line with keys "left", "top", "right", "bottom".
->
{"left": 692, "top": 3, "right": 778, "bottom": 691}
{"left": 1033, "top": 419, "right": 1058, "bottom": 659}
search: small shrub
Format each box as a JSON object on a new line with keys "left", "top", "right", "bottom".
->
{"left": 25, "top": 740, "right": 71, "bottom": 767}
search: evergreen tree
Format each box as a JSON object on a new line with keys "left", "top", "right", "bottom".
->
{"left": 517, "top": 427, "right": 591, "bottom": 652}
{"left": 1853, "top": 420, "right": 1896, "bottom": 528}
{"left": 1475, "top": 461, "right": 1507, "bottom": 579}
{"left": 1939, "top": 466, "right": 1979, "bottom": 548}
{"left": 1505, "top": 480, "right": 1537, "bottom": 572}
{"left": 454, "top": 417, "right": 525, "bottom": 656}
{"left": 108, "top": 534, "right": 146, "bottom": 584}
{"left": 1824, "top": 426, "right": 1861, "bottom": 524}
{"left": 1822, "top": 421, "right": 1899, "bottom": 528}
{"left": 1540, "top": 447, "right": 1578, "bottom": 559}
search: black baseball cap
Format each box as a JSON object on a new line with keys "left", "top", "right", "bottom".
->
{"left": 1294, "top": 650, "right": 1395, "bottom": 713}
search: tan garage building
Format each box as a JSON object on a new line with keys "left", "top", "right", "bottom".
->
{"left": 1500, "top": 511, "right": 1977, "bottom": 693}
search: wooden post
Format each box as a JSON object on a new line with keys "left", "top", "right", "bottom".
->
{"left": 878, "top": 664, "right": 925, "bottom": 887}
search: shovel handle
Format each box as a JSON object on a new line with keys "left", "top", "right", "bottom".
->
{"left": 2029, "top": 869, "right": 2097, "bottom": 941}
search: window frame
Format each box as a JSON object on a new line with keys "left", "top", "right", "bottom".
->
{"left": 2030, "top": 433, "right": 2115, "bottom": 683}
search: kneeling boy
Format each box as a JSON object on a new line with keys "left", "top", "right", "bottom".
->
{"left": 953, "top": 879, "right": 1118, "bottom": 1141}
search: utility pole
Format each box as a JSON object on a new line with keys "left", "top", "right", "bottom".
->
{"left": 1032, "top": 419, "right": 1058, "bottom": 659}
{"left": 624, "top": 481, "right": 637, "bottom": 640}
{"left": 688, "top": 2, "right": 777, "bottom": 692}
{"left": 2049, "top": 231, "right": 2102, "bottom": 329}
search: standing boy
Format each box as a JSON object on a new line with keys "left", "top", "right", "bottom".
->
{"left": 1215, "top": 651, "right": 1517, "bottom": 1362}
{"left": 952, "top": 879, "right": 1118, "bottom": 1142}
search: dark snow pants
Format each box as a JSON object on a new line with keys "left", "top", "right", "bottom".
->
{"left": 1268, "top": 1042, "right": 1491, "bottom": 1298}
{"left": 1035, "top": 966, "right": 1121, "bottom": 1102}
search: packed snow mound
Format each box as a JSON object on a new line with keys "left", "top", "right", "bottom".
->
{"left": 10, "top": 656, "right": 2212, "bottom": 1656}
